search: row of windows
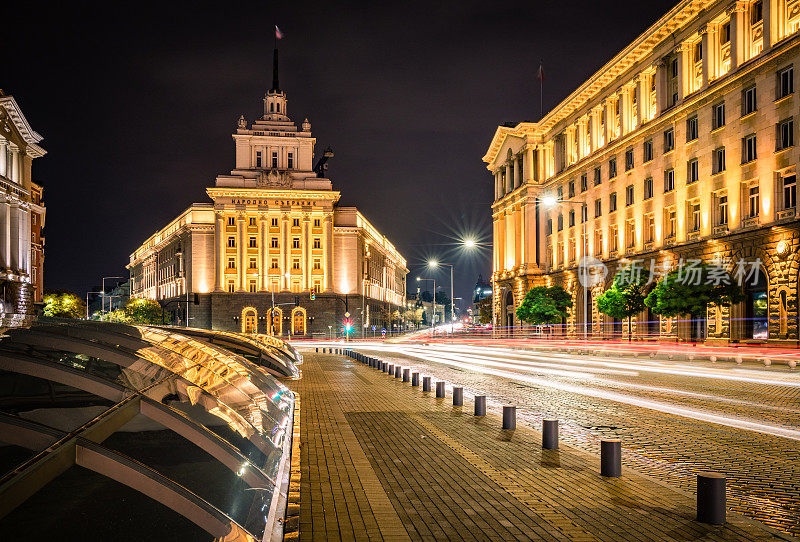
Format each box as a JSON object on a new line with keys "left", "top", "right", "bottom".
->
{"left": 227, "top": 256, "right": 323, "bottom": 271}
{"left": 226, "top": 236, "right": 324, "bottom": 249}
{"left": 254, "top": 150, "right": 294, "bottom": 169}
{"left": 227, "top": 279, "right": 323, "bottom": 294}
{"left": 226, "top": 216, "right": 323, "bottom": 228}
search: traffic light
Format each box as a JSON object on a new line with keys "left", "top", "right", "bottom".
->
{"left": 310, "top": 286, "right": 316, "bottom": 301}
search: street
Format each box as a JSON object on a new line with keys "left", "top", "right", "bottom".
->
{"left": 334, "top": 342, "right": 800, "bottom": 537}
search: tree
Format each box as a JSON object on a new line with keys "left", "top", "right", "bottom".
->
{"left": 43, "top": 291, "right": 86, "bottom": 319}
{"left": 477, "top": 295, "right": 493, "bottom": 324}
{"left": 516, "top": 286, "right": 573, "bottom": 325}
{"left": 100, "top": 310, "right": 132, "bottom": 323}
{"left": 645, "top": 262, "right": 745, "bottom": 339}
{"left": 124, "top": 298, "right": 164, "bottom": 325}
{"left": 597, "top": 268, "right": 648, "bottom": 342}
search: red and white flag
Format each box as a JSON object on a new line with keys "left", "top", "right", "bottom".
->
{"left": 275, "top": 26, "right": 284, "bottom": 39}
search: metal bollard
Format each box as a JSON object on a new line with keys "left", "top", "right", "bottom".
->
{"left": 422, "top": 376, "right": 432, "bottom": 392}
{"left": 412, "top": 372, "right": 420, "bottom": 386}
{"left": 502, "top": 406, "right": 516, "bottom": 430}
{"left": 382, "top": 362, "right": 388, "bottom": 373}
{"left": 542, "top": 419, "right": 559, "bottom": 449}
{"left": 395, "top": 366, "right": 402, "bottom": 378}
{"left": 435, "top": 381, "right": 445, "bottom": 398}
{"left": 452, "top": 386, "right": 463, "bottom": 406}
{"left": 315, "top": 347, "right": 318, "bottom": 353}
{"left": 697, "top": 472, "right": 726, "bottom": 525}
{"left": 402, "top": 368, "right": 410, "bottom": 382}
{"left": 600, "top": 439, "right": 622, "bottom": 477}
{"left": 388, "top": 363, "right": 394, "bottom": 374}
{"left": 474, "top": 395, "right": 486, "bottom": 416}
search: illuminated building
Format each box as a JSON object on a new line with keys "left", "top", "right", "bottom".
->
{"left": 485, "top": 0, "right": 800, "bottom": 343}
{"left": 0, "top": 91, "right": 46, "bottom": 325}
{"left": 128, "top": 51, "right": 407, "bottom": 336}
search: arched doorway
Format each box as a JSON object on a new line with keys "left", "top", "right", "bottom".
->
{"left": 504, "top": 290, "right": 514, "bottom": 334}
{"left": 242, "top": 307, "right": 257, "bottom": 334}
{"left": 744, "top": 268, "right": 768, "bottom": 340}
{"left": 292, "top": 307, "right": 306, "bottom": 336}
{"left": 269, "top": 307, "right": 282, "bottom": 336}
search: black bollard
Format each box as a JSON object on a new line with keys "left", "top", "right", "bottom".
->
{"left": 395, "top": 366, "right": 402, "bottom": 378}
{"left": 402, "top": 368, "right": 410, "bottom": 382}
{"left": 382, "top": 361, "right": 387, "bottom": 373}
{"left": 474, "top": 395, "right": 486, "bottom": 416}
{"left": 542, "top": 419, "right": 559, "bottom": 450}
{"left": 412, "top": 372, "right": 420, "bottom": 386}
{"left": 315, "top": 347, "right": 318, "bottom": 353}
{"left": 600, "top": 439, "right": 622, "bottom": 477}
{"left": 697, "top": 472, "right": 726, "bottom": 525}
{"left": 452, "top": 386, "right": 463, "bottom": 406}
{"left": 435, "top": 381, "right": 445, "bottom": 398}
{"left": 502, "top": 406, "right": 516, "bottom": 430}
{"left": 388, "top": 363, "right": 394, "bottom": 375}
{"left": 422, "top": 376, "right": 432, "bottom": 392}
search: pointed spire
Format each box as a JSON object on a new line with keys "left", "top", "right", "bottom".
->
{"left": 270, "top": 48, "right": 280, "bottom": 93}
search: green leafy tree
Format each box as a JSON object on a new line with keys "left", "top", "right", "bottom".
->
{"left": 124, "top": 298, "right": 164, "bottom": 325}
{"left": 597, "top": 267, "right": 648, "bottom": 342}
{"left": 516, "top": 286, "right": 573, "bottom": 325}
{"left": 477, "top": 295, "right": 493, "bottom": 324}
{"left": 645, "top": 262, "right": 745, "bottom": 338}
{"left": 100, "top": 310, "right": 131, "bottom": 323}
{"left": 43, "top": 291, "right": 86, "bottom": 319}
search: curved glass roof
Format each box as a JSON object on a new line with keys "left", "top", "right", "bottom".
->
{"left": 0, "top": 320, "right": 296, "bottom": 541}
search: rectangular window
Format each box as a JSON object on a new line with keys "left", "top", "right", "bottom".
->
{"left": 721, "top": 22, "right": 731, "bottom": 44}
{"left": 557, "top": 214, "right": 563, "bottom": 231}
{"left": 568, "top": 180, "right": 575, "bottom": 199}
{"left": 644, "top": 177, "right": 653, "bottom": 200}
{"left": 643, "top": 139, "right": 653, "bottom": 162}
{"left": 694, "top": 41, "right": 703, "bottom": 63}
{"left": 687, "top": 159, "right": 699, "bottom": 184}
{"left": 313, "top": 238, "right": 321, "bottom": 249}
{"left": 255, "top": 151, "right": 262, "bottom": 168}
{"left": 713, "top": 147, "right": 726, "bottom": 174}
{"left": 625, "top": 185, "right": 634, "bottom": 206}
{"left": 593, "top": 166, "right": 602, "bottom": 186}
{"left": 227, "top": 237, "right": 236, "bottom": 248}
{"left": 249, "top": 280, "right": 257, "bottom": 293}
{"left": 288, "top": 152, "right": 294, "bottom": 169}
{"left": 646, "top": 214, "right": 655, "bottom": 242}
{"left": 749, "top": 185, "right": 760, "bottom": 217}
{"left": 666, "top": 209, "right": 677, "bottom": 238}
{"left": 777, "top": 118, "right": 794, "bottom": 150}
{"left": 292, "top": 238, "right": 300, "bottom": 249}
{"left": 271, "top": 258, "right": 279, "bottom": 269}
{"left": 557, "top": 186, "right": 564, "bottom": 200}
{"left": 568, "top": 210, "right": 575, "bottom": 227}
{"left": 594, "top": 230, "right": 603, "bottom": 256}
{"left": 227, "top": 281, "right": 235, "bottom": 293}
{"left": 313, "top": 259, "right": 321, "bottom": 270}
{"left": 712, "top": 102, "right": 726, "bottom": 129}
{"left": 742, "top": 85, "right": 757, "bottom": 115}
{"left": 271, "top": 217, "right": 279, "bottom": 227}
{"left": 249, "top": 258, "right": 257, "bottom": 269}
{"left": 292, "top": 218, "right": 300, "bottom": 227}
{"left": 718, "top": 194, "right": 729, "bottom": 225}
{"left": 595, "top": 199, "right": 602, "bottom": 217}
{"left": 777, "top": 66, "right": 794, "bottom": 99}
{"left": 313, "top": 218, "right": 321, "bottom": 227}
{"left": 546, "top": 218, "right": 553, "bottom": 235}
{"left": 664, "top": 128, "right": 674, "bottom": 152}
{"left": 580, "top": 173, "right": 588, "bottom": 193}
{"left": 783, "top": 174, "right": 797, "bottom": 209}
{"left": 686, "top": 116, "right": 698, "bottom": 141}
{"left": 625, "top": 148, "right": 634, "bottom": 171}
{"left": 271, "top": 237, "right": 279, "bottom": 248}
{"left": 249, "top": 236, "right": 257, "bottom": 248}
{"left": 664, "top": 168, "right": 675, "bottom": 192}
{"left": 249, "top": 217, "right": 256, "bottom": 226}
{"left": 610, "top": 225, "right": 619, "bottom": 252}
{"left": 752, "top": 0, "right": 763, "bottom": 24}
{"left": 292, "top": 259, "right": 300, "bottom": 270}
{"left": 690, "top": 202, "right": 701, "bottom": 232}
{"left": 742, "top": 134, "right": 757, "bottom": 163}
{"left": 272, "top": 152, "right": 278, "bottom": 168}
{"left": 227, "top": 216, "right": 235, "bottom": 226}
{"left": 609, "top": 157, "right": 617, "bottom": 178}
{"left": 626, "top": 220, "right": 636, "bottom": 247}
{"left": 581, "top": 205, "right": 587, "bottom": 223}
{"left": 227, "top": 257, "right": 235, "bottom": 269}
{"left": 609, "top": 192, "right": 617, "bottom": 212}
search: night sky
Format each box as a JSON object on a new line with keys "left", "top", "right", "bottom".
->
{"left": 5, "top": 0, "right": 677, "bottom": 311}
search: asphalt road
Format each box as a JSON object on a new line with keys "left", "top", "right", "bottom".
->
{"left": 340, "top": 342, "right": 800, "bottom": 537}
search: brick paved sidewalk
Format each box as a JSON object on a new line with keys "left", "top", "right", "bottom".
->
{"left": 285, "top": 352, "right": 794, "bottom": 541}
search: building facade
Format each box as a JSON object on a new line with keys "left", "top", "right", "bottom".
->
{"left": 485, "top": 0, "right": 800, "bottom": 344}
{"left": 0, "top": 91, "right": 46, "bottom": 327}
{"left": 128, "top": 52, "right": 407, "bottom": 337}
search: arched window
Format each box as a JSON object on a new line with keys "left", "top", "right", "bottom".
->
{"left": 241, "top": 307, "right": 257, "bottom": 334}
{"left": 292, "top": 307, "right": 306, "bottom": 336}
{"left": 269, "top": 307, "right": 282, "bottom": 336}
{"left": 270, "top": 102, "right": 274, "bottom": 113}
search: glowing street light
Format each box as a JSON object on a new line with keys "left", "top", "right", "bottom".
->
{"left": 463, "top": 238, "right": 476, "bottom": 249}
{"left": 428, "top": 259, "right": 455, "bottom": 330}
{"left": 540, "top": 195, "right": 559, "bottom": 208}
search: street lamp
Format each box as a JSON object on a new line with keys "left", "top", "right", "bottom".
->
{"left": 539, "top": 196, "right": 589, "bottom": 340}
{"left": 428, "top": 260, "right": 455, "bottom": 332}
{"left": 85, "top": 291, "right": 103, "bottom": 319}
{"left": 416, "top": 276, "right": 436, "bottom": 335}
{"left": 101, "top": 276, "right": 126, "bottom": 314}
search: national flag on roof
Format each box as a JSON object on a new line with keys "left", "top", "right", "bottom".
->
{"left": 275, "top": 26, "right": 284, "bottom": 39}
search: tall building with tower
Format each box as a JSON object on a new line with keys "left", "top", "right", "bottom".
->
{"left": 128, "top": 50, "right": 407, "bottom": 336}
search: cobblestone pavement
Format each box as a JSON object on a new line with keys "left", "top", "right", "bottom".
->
{"left": 341, "top": 343, "right": 800, "bottom": 538}
{"left": 287, "top": 350, "right": 794, "bottom": 541}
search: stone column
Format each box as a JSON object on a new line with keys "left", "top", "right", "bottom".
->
{"left": 9, "top": 203, "right": 20, "bottom": 273}
{"left": 514, "top": 156, "right": 521, "bottom": 188}
{"left": 11, "top": 149, "right": 19, "bottom": 184}
{"left": 676, "top": 45, "right": 687, "bottom": 101}
{"left": 505, "top": 162, "right": 512, "bottom": 193}
{"left": 281, "top": 212, "right": 289, "bottom": 291}
{"left": 259, "top": 213, "right": 267, "bottom": 291}
{"left": 236, "top": 213, "right": 245, "bottom": 291}
{"left": 730, "top": 3, "right": 745, "bottom": 69}
{"left": 654, "top": 60, "right": 666, "bottom": 116}
{"left": 302, "top": 212, "right": 310, "bottom": 290}
{"left": 526, "top": 147, "right": 535, "bottom": 182}
{"left": 324, "top": 213, "right": 333, "bottom": 292}
{"left": 0, "top": 139, "right": 6, "bottom": 178}
{"left": 214, "top": 212, "right": 224, "bottom": 291}
{"left": 763, "top": 0, "right": 773, "bottom": 49}
{"left": 637, "top": 77, "right": 646, "bottom": 124}
{"left": 620, "top": 90, "right": 630, "bottom": 135}
{"left": 20, "top": 206, "right": 30, "bottom": 276}
{"left": 701, "top": 28, "right": 711, "bottom": 89}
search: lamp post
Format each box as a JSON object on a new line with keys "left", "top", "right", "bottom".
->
{"left": 85, "top": 291, "right": 103, "bottom": 319}
{"left": 428, "top": 260, "right": 455, "bottom": 332}
{"left": 539, "top": 195, "right": 589, "bottom": 340}
{"left": 101, "top": 276, "right": 126, "bottom": 314}
{"left": 416, "top": 276, "right": 436, "bottom": 336}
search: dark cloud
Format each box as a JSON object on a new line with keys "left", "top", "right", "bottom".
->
{"left": 5, "top": 0, "right": 677, "bottom": 307}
